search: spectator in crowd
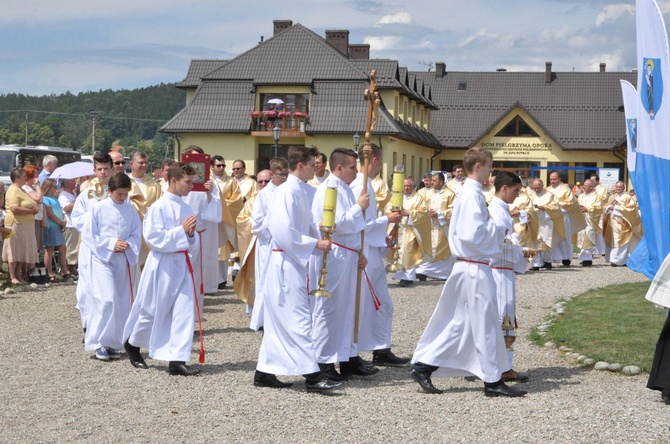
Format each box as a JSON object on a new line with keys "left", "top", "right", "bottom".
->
{"left": 39, "top": 155, "right": 58, "bottom": 185}
{"left": 23, "top": 165, "right": 45, "bottom": 254}
{"left": 42, "top": 179, "right": 69, "bottom": 282}
{"left": 3, "top": 168, "right": 39, "bottom": 284}
{"left": 58, "top": 178, "right": 79, "bottom": 277}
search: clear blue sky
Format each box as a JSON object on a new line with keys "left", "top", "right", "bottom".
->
{"left": 0, "top": 0, "right": 651, "bottom": 96}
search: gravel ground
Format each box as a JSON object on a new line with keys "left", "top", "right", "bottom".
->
{"left": 1, "top": 255, "right": 667, "bottom": 443}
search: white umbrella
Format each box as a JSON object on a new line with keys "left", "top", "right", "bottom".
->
{"left": 267, "top": 98, "right": 284, "bottom": 105}
{"left": 50, "top": 161, "right": 95, "bottom": 180}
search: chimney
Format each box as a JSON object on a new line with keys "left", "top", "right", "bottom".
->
{"left": 600, "top": 62, "right": 606, "bottom": 73}
{"left": 273, "top": 20, "right": 293, "bottom": 37}
{"left": 435, "top": 62, "right": 446, "bottom": 78}
{"left": 348, "top": 44, "right": 370, "bottom": 60}
{"left": 545, "top": 61, "right": 553, "bottom": 83}
{"left": 325, "top": 30, "right": 349, "bottom": 56}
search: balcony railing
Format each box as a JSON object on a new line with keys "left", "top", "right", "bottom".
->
{"left": 250, "top": 110, "right": 309, "bottom": 133}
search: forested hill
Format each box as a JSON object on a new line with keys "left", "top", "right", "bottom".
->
{"left": 0, "top": 83, "right": 185, "bottom": 152}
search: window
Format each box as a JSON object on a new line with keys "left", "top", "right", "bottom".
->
{"left": 496, "top": 115, "right": 539, "bottom": 137}
{"left": 257, "top": 93, "right": 310, "bottom": 132}
{"left": 457, "top": 82, "right": 467, "bottom": 91}
{"left": 258, "top": 143, "right": 299, "bottom": 171}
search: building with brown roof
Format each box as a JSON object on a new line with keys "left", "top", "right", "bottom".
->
{"left": 162, "top": 20, "right": 633, "bottom": 185}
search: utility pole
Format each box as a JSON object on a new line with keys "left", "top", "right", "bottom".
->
{"left": 25, "top": 112, "right": 28, "bottom": 146}
{"left": 86, "top": 109, "right": 101, "bottom": 154}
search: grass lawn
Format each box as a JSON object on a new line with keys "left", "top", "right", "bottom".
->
{"left": 530, "top": 281, "right": 667, "bottom": 373}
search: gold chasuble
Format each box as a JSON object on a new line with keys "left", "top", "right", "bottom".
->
{"left": 547, "top": 182, "right": 587, "bottom": 236}
{"left": 533, "top": 191, "right": 564, "bottom": 251}
{"left": 577, "top": 191, "right": 603, "bottom": 250}
{"left": 602, "top": 193, "right": 644, "bottom": 248}
{"left": 510, "top": 190, "right": 538, "bottom": 248}
{"left": 425, "top": 186, "right": 455, "bottom": 262}
{"left": 214, "top": 172, "right": 244, "bottom": 261}
{"left": 372, "top": 174, "right": 391, "bottom": 217}
{"left": 307, "top": 170, "right": 330, "bottom": 188}
{"left": 128, "top": 174, "right": 163, "bottom": 264}
{"left": 233, "top": 192, "right": 258, "bottom": 306}
{"left": 385, "top": 191, "right": 431, "bottom": 270}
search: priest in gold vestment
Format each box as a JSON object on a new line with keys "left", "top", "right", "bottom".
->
{"left": 602, "top": 181, "right": 643, "bottom": 266}
{"left": 415, "top": 173, "right": 455, "bottom": 281}
{"left": 386, "top": 178, "right": 431, "bottom": 287}
{"left": 576, "top": 179, "right": 603, "bottom": 267}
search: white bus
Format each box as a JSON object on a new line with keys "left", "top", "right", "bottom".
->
{"left": 0, "top": 145, "right": 81, "bottom": 185}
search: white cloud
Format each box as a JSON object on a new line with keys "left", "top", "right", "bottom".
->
{"left": 595, "top": 4, "right": 634, "bottom": 27}
{"left": 375, "top": 12, "right": 412, "bottom": 27}
{"left": 364, "top": 36, "right": 402, "bottom": 50}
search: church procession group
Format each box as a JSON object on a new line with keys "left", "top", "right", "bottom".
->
{"left": 71, "top": 143, "right": 642, "bottom": 396}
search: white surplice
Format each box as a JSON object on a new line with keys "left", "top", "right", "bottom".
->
{"left": 123, "top": 192, "right": 200, "bottom": 363}
{"left": 71, "top": 184, "right": 108, "bottom": 329}
{"left": 81, "top": 198, "right": 141, "bottom": 351}
{"left": 350, "top": 173, "right": 393, "bottom": 352}
{"left": 183, "top": 185, "right": 222, "bottom": 303}
{"left": 310, "top": 175, "right": 365, "bottom": 363}
{"left": 412, "top": 179, "right": 509, "bottom": 383}
{"left": 256, "top": 175, "right": 320, "bottom": 376}
{"left": 249, "top": 182, "right": 277, "bottom": 331}
{"left": 489, "top": 196, "right": 526, "bottom": 369}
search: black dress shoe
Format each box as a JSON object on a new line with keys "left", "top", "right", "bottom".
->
{"left": 398, "top": 279, "right": 414, "bottom": 287}
{"left": 562, "top": 260, "right": 571, "bottom": 267}
{"left": 502, "top": 369, "right": 529, "bottom": 383}
{"left": 410, "top": 368, "right": 443, "bottom": 394}
{"left": 581, "top": 260, "right": 592, "bottom": 267}
{"left": 340, "top": 364, "right": 379, "bottom": 377}
{"left": 318, "top": 363, "right": 348, "bottom": 381}
{"left": 168, "top": 361, "right": 201, "bottom": 376}
{"left": 530, "top": 267, "right": 540, "bottom": 271}
{"left": 662, "top": 392, "right": 670, "bottom": 405}
{"left": 541, "top": 262, "right": 553, "bottom": 270}
{"left": 305, "top": 377, "right": 345, "bottom": 393}
{"left": 254, "top": 370, "right": 293, "bottom": 388}
{"left": 124, "top": 340, "right": 148, "bottom": 369}
{"left": 373, "top": 349, "right": 411, "bottom": 366}
{"left": 218, "top": 281, "right": 227, "bottom": 290}
{"left": 484, "top": 382, "right": 527, "bottom": 397}
{"left": 416, "top": 273, "right": 427, "bottom": 282}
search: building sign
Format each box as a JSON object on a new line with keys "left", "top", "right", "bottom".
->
{"left": 598, "top": 167, "right": 619, "bottom": 190}
{"left": 480, "top": 141, "right": 553, "bottom": 156}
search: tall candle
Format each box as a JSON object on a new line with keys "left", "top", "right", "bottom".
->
{"left": 391, "top": 165, "right": 405, "bottom": 210}
{"left": 322, "top": 182, "right": 338, "bottom": 228}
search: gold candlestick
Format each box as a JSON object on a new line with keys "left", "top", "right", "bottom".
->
{"left": 387, "top": 165, "right": 405, "bottom": 272}
{"left": 310, "top": 182, "right": 338, "bottom": 298}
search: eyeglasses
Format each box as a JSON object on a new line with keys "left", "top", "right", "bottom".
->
{"left": 232, "top": 167, "right": 243, "bottom": 171}
{"left": 214, "top": 164, "right": 226, "bottom": 168}
{"left": 258, "top": 180, "right": 270, "bottom": 184}
{"left": 274, "top": 173, "right": 289, "bottom": 177}
{"left": 114, "top": 161, "right": 125, "bottom": 166}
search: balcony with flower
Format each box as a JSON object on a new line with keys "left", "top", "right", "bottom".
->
{"left": 250, "top": 110, "right": 310, "bottom": 135}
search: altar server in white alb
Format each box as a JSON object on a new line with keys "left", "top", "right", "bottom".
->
{"left": 410, "top": 147, "right": 526, "bottom": 398}
{"left": 82, "top": 173, "right": 141, "bottom": 361}
{"left": 248, "top": 158, "right": 289, "bottom": 331}
{"left": 254, "top": 146, "right": 344, "bottom": 393}
{"left": 349, "top": 143, "right": 409, "bottom": 366}
{"left": 488, "top": 171, "right": 529, "bottom": 383}
{"left": 310, "top": 148, "right": 375, "bottom": 381}
{"left": 181, "top": 146, "right": 223, "bottom": 302}
{"left": 123, "top": 162, "right": 202, "bottom": 377}
{"left": 71, "top": 153, "right": 112, "bottom": 337}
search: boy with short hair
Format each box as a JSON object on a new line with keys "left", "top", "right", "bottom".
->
{"left": 123, "top": 162, "right": 202, "bottom": 376}
{"left": 410, "top": 147, "right": 527, "bottom": 398}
